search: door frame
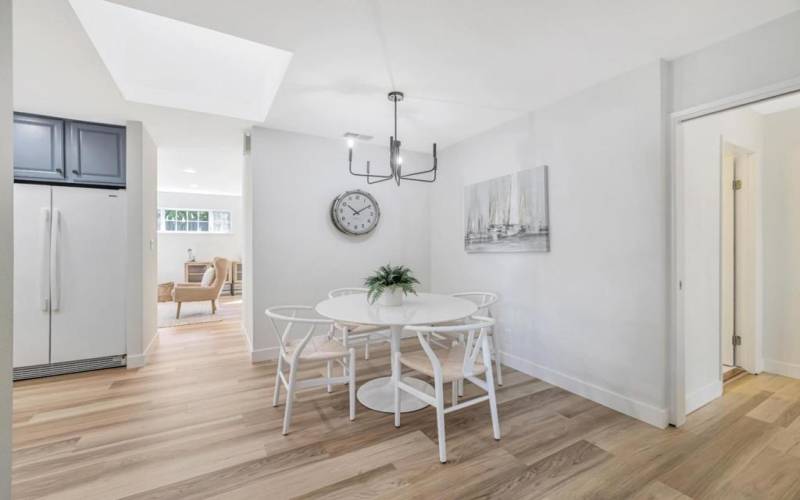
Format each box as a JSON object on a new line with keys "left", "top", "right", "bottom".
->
{"left": 669, "top": 76, "right": 800, "bottom": 426}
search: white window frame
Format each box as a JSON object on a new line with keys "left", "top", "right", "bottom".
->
{"left": 158, "top": 208, "right": 233, "bottom": 234}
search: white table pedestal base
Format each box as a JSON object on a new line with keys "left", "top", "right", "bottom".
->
{"left": 356, "top": 376, "right": 434, "bottom": 413}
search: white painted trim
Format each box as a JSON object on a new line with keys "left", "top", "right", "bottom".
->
{"left": 764, "top": 358, "right": 800, "bottom": 379}
{"left": 502, "top": 351, "right": 669, "bottom": 429}
{"left": 685, "top": 379, "right": 723, "bottom": 414}
{"left": 669, "top": 77, "right": 800, "bottom": 427}
{"left": 242, "top": 327, "right": 253, "bottom": 352}
{"left": 126, "top": 330, "right": 160, "bottom": 369}
{"left": 252, "top": 346, "right": 279, "bottom": 363}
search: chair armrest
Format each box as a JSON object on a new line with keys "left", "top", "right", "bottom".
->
{"left": 175, "top": 282, "right": 202, "bottom": 288}
{"left": 173, "top": 285, "right": 214, "bottom": 301}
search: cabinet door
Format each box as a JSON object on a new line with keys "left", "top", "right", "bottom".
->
{"left": 13, "top": 114, "right": 66, "bottom": 182}
{"left": 67, "top": 122, "right": 126, "bottom": 186}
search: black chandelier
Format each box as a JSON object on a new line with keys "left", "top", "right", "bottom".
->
{"left": 348, "top": 91, "right": 438, "bottom": 185}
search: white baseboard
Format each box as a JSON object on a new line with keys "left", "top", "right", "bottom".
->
{"left": 127, "top": 354, "right": 146, "bottom": 369}
{"left": 685, "top": 379, "right": 723, "bottom": 414}
{"left": 252, "top": 346, "right": 279, "bottom": 363}
{"left": 127, "top": 331, "right": 160, "bottom": 369}
{"left": 764, "top": 358, "right": 800, "bottom": 379}
{"left": 241, "top": 331, "right": 277, "bottom": 363}
{"left": 500, "top": 351, "right": 669, "bottom": 428}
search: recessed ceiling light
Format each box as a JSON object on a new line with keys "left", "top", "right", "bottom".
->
{"left": 68, "top": 0, "right": 293, "bottom": 121}
{"left": 183, "top": 168, "right": 197, "bottom": 174}
{"left": 189, "top": 183, "right": 199, "bottom": 189}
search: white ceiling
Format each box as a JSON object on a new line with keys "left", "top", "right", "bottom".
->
{"left": 68, "top": 0, "right": 292, "bottom": 121}
{"left": 157, "top": 148, "right": 244, "bottom": 196}
{"left": 13, "top": 0, "right": 800, "bottom": 193}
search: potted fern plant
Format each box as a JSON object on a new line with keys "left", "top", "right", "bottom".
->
{"left": 364, "top": 264, "right": 420, "bottom": 306}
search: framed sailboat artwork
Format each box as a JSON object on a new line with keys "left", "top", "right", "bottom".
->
{"left": 464, "top": 166, "right": 550, "bottom": 253}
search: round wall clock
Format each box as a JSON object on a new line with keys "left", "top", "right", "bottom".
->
{"left": 331, "top": 189, "right": 380, "bottom": 235}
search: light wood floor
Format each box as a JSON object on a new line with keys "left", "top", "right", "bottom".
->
{"left": 11, "top": 298, "right": 800, "bottom": 499}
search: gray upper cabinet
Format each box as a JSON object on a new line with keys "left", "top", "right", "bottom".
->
{"left": 13, "top": 114, "right": 66, "bottom": 182}
{"left": 14, "top": 113, "right": 126, "bottom": 188}
{"left": 67, "top": 122, "right": 126, "bottom": 187}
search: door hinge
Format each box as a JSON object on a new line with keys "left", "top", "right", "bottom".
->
{"left": 733, "top": 179, "right": 743, "bottom": 190}
{"left": 733, "top": 335, "right": 742, "bottom": 346}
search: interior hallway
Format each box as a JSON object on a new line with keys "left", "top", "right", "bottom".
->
{"left": 10, "top": 299, "right": 800, "bottom": 499}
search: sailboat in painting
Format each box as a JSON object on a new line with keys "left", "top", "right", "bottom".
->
{"left": 463, "top": 166, "right": 550, "bottom": 253}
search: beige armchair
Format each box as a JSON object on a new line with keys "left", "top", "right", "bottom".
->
{"left": 173, "top": 257, "right": 230, "bottom": 319}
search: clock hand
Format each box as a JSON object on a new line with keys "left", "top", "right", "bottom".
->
{"left": 355, "top": 204, "right": 372, "bottom": 215}
{"left": 345, "top": 203, "right": 358, "bottom": 214}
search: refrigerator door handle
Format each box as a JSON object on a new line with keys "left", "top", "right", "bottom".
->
{"left": 50, "top": 208, "right": 61, "bottom": 312}
{"left": 40, "top": 207, "right": 51, "bottom": 312}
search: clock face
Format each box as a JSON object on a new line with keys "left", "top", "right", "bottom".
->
{"left": 331, "top": 190, "right": 380, "bottom": 235}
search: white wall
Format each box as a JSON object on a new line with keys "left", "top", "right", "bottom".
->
{"left": 157, "top": 191, "right": 243, "bottom": 284}
{"left": 762, "top": 108, "right": 800, "bottom": 378}
{"left": 430, "top": 62, "right": 670, "bottom": 427}
{"left": 680, "top": 108, "right": 764, "bottom": 412}
{"left": 247, "top": 128, "right": 431, "bottom": 360}
{"left": 671, "top": 11, "right": 800, "bottom": 113}
{"left": 125, "top": 121, "right": 158, "bottom": 367}
{"left": 0, "top": 0, "right": 12, "bottom": 494}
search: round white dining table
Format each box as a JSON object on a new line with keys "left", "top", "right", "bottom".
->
{"left": 315, "top": 292, "right": 478, "bottom": 413}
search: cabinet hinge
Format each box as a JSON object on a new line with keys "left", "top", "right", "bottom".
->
{"left": 733, "top": 335, "right": 742, "bottom": 346}
{"left": 733, "top": 179, "right": 743, "bottom": 190}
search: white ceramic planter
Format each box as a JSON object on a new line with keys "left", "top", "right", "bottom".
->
{"left": 377, "top": 287, "right": 404, "bottom": 306}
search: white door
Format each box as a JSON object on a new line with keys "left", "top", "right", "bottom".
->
{"left": 13, "top": 184, "right": 52, "bottom": 367}
{"left": 720, "top": 152, "right": 735, "bottom": 367}
{"left": 50, "top": 186, "right": 126, "bottom": 363}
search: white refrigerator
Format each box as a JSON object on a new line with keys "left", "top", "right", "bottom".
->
{"left": 13, "top": 183, "right": 126, "bottom": 379}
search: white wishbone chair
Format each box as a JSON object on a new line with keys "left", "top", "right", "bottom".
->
{"left": 394, "top": 317, "right": 500, "bottom": 463}
{"left": 328, "top": 288, "right": 390, "bottom": 361}
{"left": 266, "top": 306, "right": 356, "bottom": 435}
{"left": 450, "top": 292, "right": 502, "bottom": 386}
{"left": 431, "top": 292, "right": 502, "bottom": 392}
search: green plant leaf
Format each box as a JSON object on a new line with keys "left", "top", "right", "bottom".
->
{"left": 364, "top": 264, "right": 419, "bottom": 303}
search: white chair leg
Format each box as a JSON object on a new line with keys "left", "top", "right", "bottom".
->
{"left": 348, "top": 349, "right": 356, "bottom": 421}
{"left": 434, "top": 377, "right": 447, "bottom": 463}
{"left": 342, "top": 333, "right": 348, "bottom": 378}
{"left": 484, "top": 351, "right": 501, "bottom": 441}
{"left": 272, "top": 356, "right": 283, "bottom": 407}
{"left": 326, "top": 361, "right": 333, "bottom": 393}
{"left": 451, "top": 381, "right": 458, "bottom": 407}
{"left": 364, "top": 340, "right": 370, "bottom": 360}
{"left": 393, "top": 352, "right": 401, "bottom": 428}
{"left": 457, "top": 334, "right": 466, "bottom": 397}
{"left": 491, "top": 334, "right": 503, "bottom": 386}
{"left": 282, "top": 363, "right": 297, "bottom": 435}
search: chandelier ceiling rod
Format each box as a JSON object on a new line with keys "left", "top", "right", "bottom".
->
{"left": 347, "top": 91, "right": 438, "bottom": 186}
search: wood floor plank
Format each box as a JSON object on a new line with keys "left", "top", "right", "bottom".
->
{"left": 659, "top": 416, "right": 778, "bottom": 498}
{"left": 462, "top": 439, "right": 610, "bottom": 499}
{"left": 630, "top": 480, "right": 692, "bottom": 500}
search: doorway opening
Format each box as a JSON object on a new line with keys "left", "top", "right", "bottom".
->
{"left": 155, "top": 148, "right": 245, "bottom": 332}
{"left": 720, "top": 141, "right": 755, "bottom": 382}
